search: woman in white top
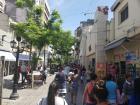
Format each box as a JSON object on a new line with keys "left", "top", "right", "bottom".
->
{"left": 47, "top": 81, "right": 68, "bottom": 105}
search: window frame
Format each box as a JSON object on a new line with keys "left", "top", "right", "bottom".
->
{"left": 119, "top": 3, "right": 129, "bottom": 24}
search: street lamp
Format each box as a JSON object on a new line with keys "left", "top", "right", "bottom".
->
{"left": 9, "top": 36, "right": 26, "bottom": 99}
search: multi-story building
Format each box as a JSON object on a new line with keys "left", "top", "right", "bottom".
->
{"left": 35, "top": 0, "right": 50, "bottom": 23}
{"left": 35, "top": 0, "right": 50, "bottom": 66}
{"left": 105, "top": 0, "right": 140, "bottom": 78}
{"left": 94, "top": 6, "right": 108, "bottom": 77}
{"left": 75, "top": 7, "right": 108, "bottom": 77}
{"left": 0, "top": 0, "right": 5, "bottom": 13}
{"left": 74, "top": 26, "right": 81, "bottom": 64}
{"left": 78, "top": 19, "right": 94, "bottom": 68}
{"left": 0, "top": 0, "right": 51, "bottom": 75}
{"left": 5, "top": 0, "right": 27, "bottom": 22}
{"left": 85, "top": 20, "right": 95, "bottom": 71}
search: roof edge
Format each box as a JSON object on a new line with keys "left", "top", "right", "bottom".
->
{"left": 111, "top": 0, "right": 121, "bottom": 11}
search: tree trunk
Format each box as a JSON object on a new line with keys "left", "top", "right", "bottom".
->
{"left": 43, "top": 47, "right": 45, "bottom": 70}
{"left": 37, "top": 50, "right": 41, "bottom": 60}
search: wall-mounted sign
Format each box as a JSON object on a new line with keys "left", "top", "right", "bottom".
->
{"left": 125, "top": 52, "right": 137, "bottom": 61}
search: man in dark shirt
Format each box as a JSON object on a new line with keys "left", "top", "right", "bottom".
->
{"left": 134, "top": 73, "right": 140, "bottom": 105}
{"left": 55, "top": 66, "right": 67, "bottom": 96}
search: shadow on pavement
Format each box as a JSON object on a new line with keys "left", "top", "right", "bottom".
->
{"left": 3, "top": 79, "right": 44, "bottom": 90}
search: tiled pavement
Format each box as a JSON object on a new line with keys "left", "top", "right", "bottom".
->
{"left": 2, "top": 74, "right": 86, "bottom": 105}
{"left": 2, "top": 74, "right": 55, "bottom": 105}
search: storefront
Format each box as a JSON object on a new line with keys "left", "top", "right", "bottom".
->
{"left": 0, "top": 50, "right": 16, "bottom": 76}
{"left": 105, "top": 35, "right": 140, "bottom": 79}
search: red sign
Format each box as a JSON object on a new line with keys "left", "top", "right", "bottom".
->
{"left": 96, "top": 63, "right": 106, "bottom": 69}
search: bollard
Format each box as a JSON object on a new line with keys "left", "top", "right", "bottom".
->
{"left": 31, "top": 74, "right": 34, "bottom": 88}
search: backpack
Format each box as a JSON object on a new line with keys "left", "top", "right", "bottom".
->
{"left": 88, "top": 82, "right": 97, "bottom": 103}
{"left": 88, "top": 81, "right": 108, "bottom": 103}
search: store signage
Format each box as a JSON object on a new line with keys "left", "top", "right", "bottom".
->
{"left": 125, "top": 52, "right": 137, "bottom": 61}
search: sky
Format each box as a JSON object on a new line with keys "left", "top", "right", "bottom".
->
{"left": 47, "top": 0, "right": 115, "bottom": 35}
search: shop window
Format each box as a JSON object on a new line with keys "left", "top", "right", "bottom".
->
{"left": 89, "top": 45, "right": 91, "bottom": 52}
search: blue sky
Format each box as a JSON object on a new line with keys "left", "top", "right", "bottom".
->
{"left": 48, "top": 0, "right": 115, "bottom": 35}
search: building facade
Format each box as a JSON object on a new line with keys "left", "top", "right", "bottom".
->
{"left": 35, "top": 0, "right": 50, "bottom": 66}
{"left": 0, "top": 0, "right": 5, "bottom": 13}
{"left": 94, "top": 7, "right": 108, "bottom": 77}
{"left": 75, "top": 7, "right": 108, "bottom": 77}
{"left": 35, "top": 0, "right": 50, "bottom": 23}
{"left": 105, "top": 0, "right": 140, "bottom": 78}
{"left": 78, "top": 19, "right": 94, "bottom": 68}
{"left": 0, "top": 0, "right": 51, "bottom": 75}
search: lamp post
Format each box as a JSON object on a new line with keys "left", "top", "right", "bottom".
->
{"left": 10, "top": 36, "right": 26, "bottom": 99}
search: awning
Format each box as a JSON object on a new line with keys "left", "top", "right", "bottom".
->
{"left": 0, "top": 51, "right": 16, "bottom": 61}
{"left": 13, "top": 53, "right": 30, "bottom": 61}
{"left": 104, "top": 37, "right": 127, "bottom": 50}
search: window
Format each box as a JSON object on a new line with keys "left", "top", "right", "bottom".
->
{"left": 89, "top": 45, "right": 91, "bottom": 52}
{"left": 120, "top": 4, "right": 128, "bottom": 23}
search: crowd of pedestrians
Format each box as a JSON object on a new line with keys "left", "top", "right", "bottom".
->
{"left": 17, "top": 62, "right": 48, "bottom": 86}
{"left": 38, "top": 63, "right": 140, "bottom": 105}
{"left": 83, "top": 71, "right": 140, "bottom": 105}
{"left": 18, "top": 62, "right": 31, "bottom": 84}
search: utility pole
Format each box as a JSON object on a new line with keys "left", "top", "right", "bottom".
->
{"left": 0, "top": 56, "right": 5, "bottom": 105}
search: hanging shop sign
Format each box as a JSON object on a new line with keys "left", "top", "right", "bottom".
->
{"left": 96, "top": 63, "right": 106, "bottom": 70}
{"left": 125, "top": 52, "right": 137, "bottom": 61}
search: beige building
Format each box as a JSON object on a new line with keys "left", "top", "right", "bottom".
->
{"left": 105, "top": 0, "right": 140, "bottom": 77}
{"left": 75, "top": 7, "right": 108, "bottom": 77}
{"left": 74, "top": 27, "right": 81, "bottom": 64}
{"left": 86, "top": 25, "right": 96, "bottom": 71}
{"left": 78, "top": 19, "right": 94, "bottom": 68}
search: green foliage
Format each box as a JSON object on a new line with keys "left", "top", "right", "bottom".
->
{"left": 16, "top": 0, "right": 34, "bottom": 8}
{"left": 16, "top": 0, "right": 25, "bottom": 8}
{"left": 33, "top": 5, "right": 43, "bottom": 16}
{"left": 31, "top": 53, "right": 39, "bottom": 71}
{"left": 11, "top": 8, "right": 75, "bottom": 64}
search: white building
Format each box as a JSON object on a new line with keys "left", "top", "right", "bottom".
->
{"left": 78, "top": 19, "right": 94, "bottom": 67}
{"left": 35, "top": 0, "right": 50, "bottom": 22}
{"left": 0, "top": 0, "right": 5, "bottom": 13}
{"left": 105, "top": 0, "right": 140, "bottom": 77}
{"left": 75, "top": 6, "right": 109, "bottom": 77}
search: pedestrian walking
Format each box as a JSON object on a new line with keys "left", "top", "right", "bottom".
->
{"left": 37, "top": 81, "right": 68, "bottom": 105}
{"left": 133, "top": 72, "right": 140, "bottom": 105}
{"left": 18, "top": 63, "right": 21, "bottom": 81}
{"left": 105, "top": 74, "right": 119, "bottom": 105}
{"left": 122, "top": 73, "right": 134, "bottom": 105}
{"left": 55, "top": 66, "right": 67, "bottom": 96}
{"left": 49, "top": 81, "right": 68, "bottom": 105}
{"left": 70, "top": 68, "right": 79, "bottom": 105}
{"left": 21, "top": 63, "right": 27, "bottom": 84}
{"left": 83, "top": 73, "right": 98, "bottom": 105}
{"left": 26, "top": 64, "right": 31, "bottom": 84}
{"left": 40, "top": 65, "right": 47, "bottom": 84}
{"left": 94, "top": 80, "right": 108, "bottom": 105}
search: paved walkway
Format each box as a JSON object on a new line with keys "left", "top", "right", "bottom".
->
{"left": 2, "top": 74, "right": 55, "bottom": 105}
{"left": 2, "top": 74, "right": 86, "bottom": 105}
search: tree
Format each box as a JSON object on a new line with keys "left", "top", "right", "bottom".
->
{"left": 12, "top": 1, "right": 75, "bottom": 65}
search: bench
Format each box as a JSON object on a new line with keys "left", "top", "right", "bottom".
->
{"left": 28, "top": 71, "right": 44, "bottom": 87}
